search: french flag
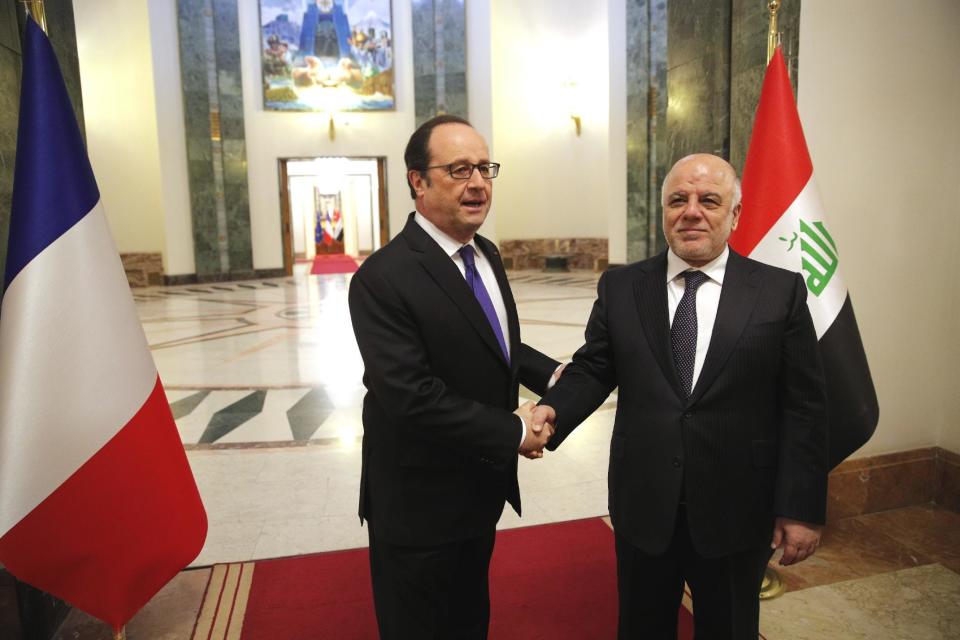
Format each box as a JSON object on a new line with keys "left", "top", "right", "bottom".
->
{"left": 0, "top": 17, "right": 206, "bottom": 631}
{"left": 730, "top": 48, "right": 879, "bottom": 468}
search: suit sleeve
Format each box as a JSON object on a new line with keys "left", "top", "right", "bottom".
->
{"left": 349, "top": 267, "right": 521, "bottom": 462}
{"left": 541, "top": 272, "right": 619, "bottom": 450}
{"left": 516, "top": 343, "right": 560, "bottom": 396}
{"left": 774, "top": 273, "right": 829, "bottom": 524}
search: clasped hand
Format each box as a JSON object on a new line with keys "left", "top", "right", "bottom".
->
{"left": 771, "top": 517, "right": 822, "bottom": 565}
{"left": 515, "top": 402, "right": 558, "bottom": 460}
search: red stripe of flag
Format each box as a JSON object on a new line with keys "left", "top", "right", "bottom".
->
{"left": 0, "top": 378, "right": 207, "bottom": 628}
{"left": 730, "top": 48, "right": 813, "bottom": 256}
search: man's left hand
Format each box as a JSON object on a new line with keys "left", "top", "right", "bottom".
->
{"left": 771, "top": 517, "right": 822, "bottom": 566}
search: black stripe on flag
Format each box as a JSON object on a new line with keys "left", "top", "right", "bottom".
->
{"left": 820, "top": 295, "right": 880, "bottom": 468}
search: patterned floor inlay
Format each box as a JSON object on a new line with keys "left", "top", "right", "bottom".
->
{"left": 199, "top": 390, "right": 267, "bottom": 444}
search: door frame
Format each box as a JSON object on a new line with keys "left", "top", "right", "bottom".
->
{"left": 277, "top": 156, "right": 390, "bottom": 276}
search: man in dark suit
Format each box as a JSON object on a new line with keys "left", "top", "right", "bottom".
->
{"left": 532, "top": 154, "right": 828, "bottom": 639}
{"left": 348, "top": 115, "right": 560, "bottom": 639}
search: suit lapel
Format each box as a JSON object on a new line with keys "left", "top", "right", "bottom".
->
{"left": 634, "top": 253, "right": 686, "bottom": 399}
{"left": 402, "top": 215, "right": 510, "bottom": 369}
{"left": 689, "top": 250, "right": 760, "bottom": 403}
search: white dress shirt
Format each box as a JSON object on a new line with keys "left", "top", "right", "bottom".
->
{"left": 413, "top": 212, "right": 527, "bottom": 447}
{"left": 666, "top": 246, "right": 729, "bottom": 390}
{"left": 414, "top": 212, "right": 511, "bottom": 359}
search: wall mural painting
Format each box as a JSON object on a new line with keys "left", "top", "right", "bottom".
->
{"left": 260, "top": 0, "right": 395, "bottom": 111}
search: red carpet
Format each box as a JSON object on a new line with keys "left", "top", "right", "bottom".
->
{"left": 196, "top": 519, "right": 694, "bottom": 639}
{"left": 310, "top": 254, "right": 359, "bottom": 275}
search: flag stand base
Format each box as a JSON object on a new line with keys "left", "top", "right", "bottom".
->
{"left": 759, "top": 566, "right": 786, "bottom": 600}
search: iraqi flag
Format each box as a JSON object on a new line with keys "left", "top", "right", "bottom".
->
{"left": 0, "top": 17, "right": 207, "bottom": 630}
{"left": 729, "top": 48, "right": 879, "bottom": 469}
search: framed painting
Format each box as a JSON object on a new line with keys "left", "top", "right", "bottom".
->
{"left": 259, "top": 0, "right": 395, "bottom": 112}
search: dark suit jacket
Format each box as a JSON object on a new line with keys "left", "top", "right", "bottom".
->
{"left": 541, "top": 249, "right": 828, "bottom": 558}
{"left": 349, "top": 213, "right": 558, "bottom": 547}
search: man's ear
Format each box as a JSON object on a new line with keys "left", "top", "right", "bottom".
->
{"left": 730, "top": 203, "right": 742, "bottom": 231}
{"left": 409, "top": 169, "right": 428, "bottom": 196}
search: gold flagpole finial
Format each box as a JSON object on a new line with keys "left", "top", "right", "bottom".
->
{"left": 767, "top": 0, "right": 782, "bottom": 64}
{"left": 20, "top": 1, "right": 48, "bottom": 34}
{"left": 113, "top": 626, "right": 126, "bottom": 640}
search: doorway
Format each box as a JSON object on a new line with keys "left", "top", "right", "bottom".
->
{"left": 278, "top": 156, "right": 389, "bottom": 275}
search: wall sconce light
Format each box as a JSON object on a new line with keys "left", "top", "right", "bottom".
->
{"left": 560, "top": 79, "right": 582, "bottom": 137}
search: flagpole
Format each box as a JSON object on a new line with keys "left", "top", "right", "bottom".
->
{"left": 760, "top": 0, "right": 787, "bottom": 602}
{"left": 20, "top": 0, "right": 47, "bottom": 34}
{"left": 114, "top": 627, "right": 126, "bottom": 640}
{"left": 766, "top": 0, "right": 781, "bottom": 64}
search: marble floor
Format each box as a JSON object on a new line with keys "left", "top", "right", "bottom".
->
{"left": 42, "top": 268, "right": 960, "bottom": 637}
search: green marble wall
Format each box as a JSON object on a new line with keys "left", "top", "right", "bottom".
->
{"left": 666, "top": 0, "right": 731, "bottom": 160}
{"left": 625, "top": 0, "right": 669, "bottom": 263}
{"left": 730, "top": 0, "right": 800, "bottom": 174}
{"left": 0, "top": 0, "right": 84, "bottom": 288}
{"left": 412, "top": 0, "right": 467, "bottom": 127}
{"left": 177, "top": 0, "right": 253, "bottom": 281}
{"left": 625, "top": 0, "right": 800, "bottom": 262}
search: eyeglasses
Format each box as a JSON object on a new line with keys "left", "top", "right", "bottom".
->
{"left": 425, "top": 162, "right": 501, "bottom": 180}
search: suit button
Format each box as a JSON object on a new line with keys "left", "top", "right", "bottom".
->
{"left": 683, "top": 412, "right": 693, "bottom": 419}
{"left": 672, "top": 457, "right": 682, "bottom": 468}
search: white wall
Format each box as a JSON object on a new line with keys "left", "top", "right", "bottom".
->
{"left": 238, "top": 2, "right": 417, "bottom": 270}
{"left": 288, "top": 176, "right": 313, "bottom": 257}
{"left": 798, "top": 0, "right": 960, "bottom": 456}
{"left": 466, "top": 0, "right": 498, "bottom": 241}
{"left": 147, "top": 0, "right": 195, "bottom": 275}
{"left": 73, "top": 0, "right": 167, "bottom": 258}
{"left": 607, "top": 0, "right": 627, "bottom": 264}
{"left": 491, "top": 0, "right": 612, "bottom": 241}
{"left": 77, "top": 0, "right": 500, "bottom": 271}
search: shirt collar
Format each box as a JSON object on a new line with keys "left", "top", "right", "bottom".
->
{"left": 666, "top": 245, "right": 729, "bottom": 285}
{"left": 414, "top": 211, "right": 478, "bottom": 258}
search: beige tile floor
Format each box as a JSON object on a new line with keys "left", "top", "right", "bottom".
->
{"left": 41, "top": 269, "right": 960, "bottom": 638}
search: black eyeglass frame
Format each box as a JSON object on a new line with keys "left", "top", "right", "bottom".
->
{"left": 423, "top": 162, "right": 501, "bottom": 180}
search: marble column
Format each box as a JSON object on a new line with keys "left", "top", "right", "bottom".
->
{"left": 412, "top": 0, "right": 467, "bottom": 128}
{"left": 665, "top": 0, "right": 732, "bottom": 162}
{"left": 177, "top": 0, "right": 253, "bottom": 281}
{"left": 625, "top": 0, "right": 668, "bottom": 263}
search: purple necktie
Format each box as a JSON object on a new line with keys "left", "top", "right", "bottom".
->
{"left": 459, "top": 245, "right": 510, "bottom": 363}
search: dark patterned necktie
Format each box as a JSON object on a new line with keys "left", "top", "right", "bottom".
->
{"left": 671, "top": 270, "right": 709, "bottom": 396}
{"left": 459, "top": 245, "right": 510, "bottom": 363}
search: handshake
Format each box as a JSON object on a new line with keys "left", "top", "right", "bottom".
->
{"left": 515, "top": 401, "right": 557, "bottom": 460}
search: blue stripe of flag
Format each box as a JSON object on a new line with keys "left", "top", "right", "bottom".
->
{"left": 3, "top": 17, "right": 100, "bottom": 294}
